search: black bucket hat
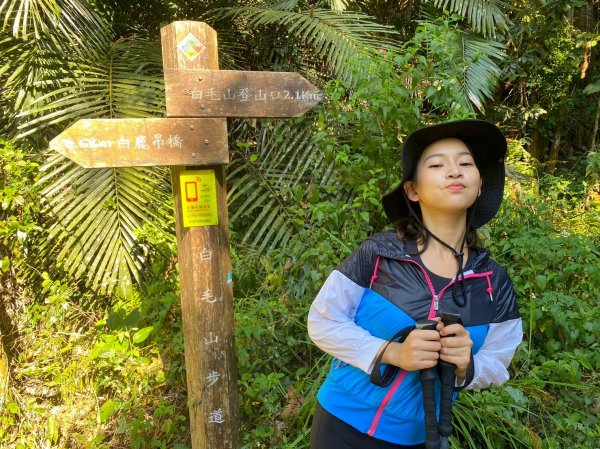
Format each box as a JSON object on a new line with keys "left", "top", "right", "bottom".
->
{"left": 382, "top": 119, "right": 507, "bottom": 229}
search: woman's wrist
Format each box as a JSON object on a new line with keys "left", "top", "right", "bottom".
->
{"left": 455, "top": 367, "right": 467, "bottom": 379}
{"left": 381, "top": 341, "right": 404, "bottom": 368}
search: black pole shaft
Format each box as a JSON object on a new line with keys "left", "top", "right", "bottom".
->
{"left": 438, "top": 312, "right": 461, "bottom": 449}
{"left": 416, "top": 319, "right": 440, "bottom": 449}
{"left": 438, "top": 360, "right": 455, "bottom": 438}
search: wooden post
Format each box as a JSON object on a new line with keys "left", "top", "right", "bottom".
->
{"left": 161, "top": 22, "right": 240, "bottom": 449}
{"left": 50, "top": 20, "right": 320, "bottom": 449}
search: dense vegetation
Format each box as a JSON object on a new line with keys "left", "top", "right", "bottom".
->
{"left": 1, "top": 0, "right": 599, "bottom": 448}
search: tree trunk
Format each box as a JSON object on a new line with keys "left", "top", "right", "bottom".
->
{"left": 575, "top": 123, "right": 584, "bottom": 155}
{"left": 576, "top": 4, "right": 593, "bottom": 31}
{"left": 546, "top": 128, "right": 562, "bottom": 172}
{"left": 530, "top": 120, "right": 547, "bottom": 161}
{"left": 590, "top": 96, "right": 600, "bottom": 150}
{"left": 0, "top": 331, "right": 8, "bottom": 402}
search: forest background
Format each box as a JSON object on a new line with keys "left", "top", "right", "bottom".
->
{"left": 0, "top": 0, "right": 599, "bottom": 448}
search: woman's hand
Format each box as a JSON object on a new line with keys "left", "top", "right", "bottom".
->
{"left": 438, "top": 323, "right": 473, "bottom": 379}
{"left": 381, "top": 326, "right": 442, "bottom": 372}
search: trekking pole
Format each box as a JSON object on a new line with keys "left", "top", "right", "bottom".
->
{"left": 438, "top": 312, "right": 462, "bottom": 449}
{"left": 416, "top": 319, "right": 440, "bottom": 449}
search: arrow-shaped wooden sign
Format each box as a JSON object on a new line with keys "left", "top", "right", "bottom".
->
{"left": 49, "top": 117, "right": 228, "bottom": 168}
{"left": 164, "top": 69, "right": 322, "bottom": 118}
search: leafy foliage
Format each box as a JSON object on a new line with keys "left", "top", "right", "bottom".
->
{"left": 0, "top": 139, "right": 41, "bottom": 275}
{"left": 432, "top": 0, "right": 511, "bottom": 37}
{"left": 36, "top": 154, "right": 173, "bottom": 295}
{"left": 1, "top": 0, "right": 599, "bottom": 448}
{"left": 212, "top": 4, "right": 400, "bottom": 84}
{"left": 412, "top": 15, "right": 506, "bottom": 111}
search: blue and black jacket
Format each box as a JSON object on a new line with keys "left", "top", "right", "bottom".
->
{"left": 308, "top": 231, "right": 522, "bottom": 445}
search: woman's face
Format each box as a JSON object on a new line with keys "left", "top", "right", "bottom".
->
{"left": 404, "top": 138, "right": 482, "bottom": 216}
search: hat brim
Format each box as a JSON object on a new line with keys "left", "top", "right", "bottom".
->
{"left": 382, "top": 119, "right": 507, "bottom": 228}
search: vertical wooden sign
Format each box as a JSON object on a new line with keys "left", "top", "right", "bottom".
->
{"left": 161, "top": 23, "right": 240, "bottom": 449}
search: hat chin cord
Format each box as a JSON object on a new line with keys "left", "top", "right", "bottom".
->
{"left": 403, "top": 195, "right": 478, "bottom": 307}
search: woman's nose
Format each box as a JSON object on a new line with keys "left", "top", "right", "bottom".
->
{"left": 447, "top": 164, "right": 463, "bottom": 177}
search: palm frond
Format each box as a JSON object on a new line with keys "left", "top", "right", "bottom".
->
{"left": 227, "top": 117, "right": 334, "bottom": 253}
{"left": 15, "top": 38, "right": 164, "bottom": 139}
{"left": 0, "top": 34, "right": 61, "bottom": 135}
{"left": 0, "top": 1, "right": 113, "bottom": 136}
{"left": 432, "top": 0, "right": 511, "bottom": 37}
{"left": 459, "top": 31, "right": 505, "bottom": 110}
{"left": 0, "top": 0, "right": 109, "bottom": 53}
{"left": 211, "top": 6, "right": 400, "bottom": 84}
{"left": 36, "top": 153, "right": 173, "bottom": 295}
{"left": 14, "top": 33, "right": 170, "bottom": 294}
{"left": 328, "top": 0, "right": 349, "bottom": 11}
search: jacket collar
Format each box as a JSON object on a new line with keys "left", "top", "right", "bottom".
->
{"left": 367, "top": 230, "right": 490, "bottom": 270}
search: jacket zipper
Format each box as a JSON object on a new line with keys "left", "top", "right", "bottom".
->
{"left": 399, "top": 258, "right": 493, "bottom": 316}
{"left": 398, "top": 258, "right": 441, "bottom": 319}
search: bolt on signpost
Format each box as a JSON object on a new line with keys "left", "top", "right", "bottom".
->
{"left": 49, "top": 21, "right": 321, "bottom": 449}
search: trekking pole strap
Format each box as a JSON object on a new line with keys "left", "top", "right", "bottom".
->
{"left": 370, "top": 325, "right": 415, "bottom": 387}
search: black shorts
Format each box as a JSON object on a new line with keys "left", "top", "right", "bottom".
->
{"left": 310, "top": 402, "right": 426, "bottom": 449}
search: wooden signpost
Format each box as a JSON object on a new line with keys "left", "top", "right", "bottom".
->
{"left": 164, "top": 68, "right": 322, "bottom": 117}
{"left": 49, "top": 21, "right": 321, "bottom": 449}
{"left": 50, "top": 118, "right": 228, "bottom": 168}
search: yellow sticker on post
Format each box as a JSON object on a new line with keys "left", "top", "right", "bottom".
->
{"left": 179, "top": 169, "right": 218, "bottom": 227}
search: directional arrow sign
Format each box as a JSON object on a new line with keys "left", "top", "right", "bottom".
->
{"left": 49, "top": 118, "right": 228, "bottom": 168}
{"left": 164, "top": 69, "right": 322, "bottom": 118}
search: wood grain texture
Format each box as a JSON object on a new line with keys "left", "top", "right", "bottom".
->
{"left": 161, "top": 22, "right": 239, "bottom": 449}
{"left": 164, "top": 69, "right": 321, "bottom": 117}
{"left": 49, "top": 118, "right": 228, "bottom": 167}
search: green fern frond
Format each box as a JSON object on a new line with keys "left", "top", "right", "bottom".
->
{"left": 212, "top": 6, "right": 400, "bottom": 84}
{"left": 459, "top": 31, "right": 505, "bottom": 110}
{"left": 37, "top": 153, "right": 172, "bottom": 295}
{"left": 432, "top": 0, "right": 511, "bottom": 37}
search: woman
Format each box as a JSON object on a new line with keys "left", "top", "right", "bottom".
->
{"left": 308, "top": 120, "right": 523, "bottom": 449}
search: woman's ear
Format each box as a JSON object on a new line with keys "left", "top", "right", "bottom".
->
{"left": 478, "top": 179, "right": 483, "bottom": 197}
{"left": 404, "top": 181, "right": 419, "bottom": 202}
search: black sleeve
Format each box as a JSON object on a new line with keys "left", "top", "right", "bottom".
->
{"left": 491, "top": 263, "right": 520, "bottom": 323}
{"left": 337, "top": 239, "right": 380, "bottom": 288}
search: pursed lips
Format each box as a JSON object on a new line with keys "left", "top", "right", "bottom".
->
{"left": 446, "top": 183, "right": 466, "bottom": 191}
